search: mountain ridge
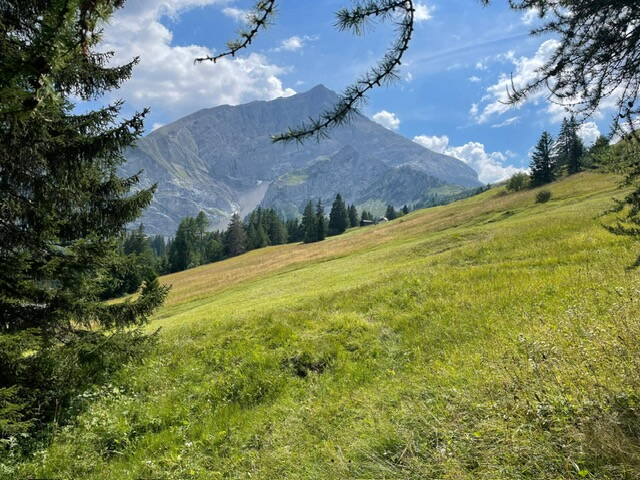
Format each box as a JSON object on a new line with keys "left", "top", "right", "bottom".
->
{"left": 122, "top": 84, "right": 480, "bottom": 234}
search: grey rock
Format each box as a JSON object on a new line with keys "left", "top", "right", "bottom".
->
{"left": 122, "top": 85, "right": 480, "bottom": 235}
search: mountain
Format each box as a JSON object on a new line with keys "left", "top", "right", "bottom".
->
{"left": 122, "top": 84, "right": 480, "bottom": 235}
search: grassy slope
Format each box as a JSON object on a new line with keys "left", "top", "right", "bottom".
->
{"left": 17, "top": 173, "right": 640, "bottom": 479}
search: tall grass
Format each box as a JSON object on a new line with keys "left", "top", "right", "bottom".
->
{"left": 6, "top": 172, "right": 640, "bottom": 480}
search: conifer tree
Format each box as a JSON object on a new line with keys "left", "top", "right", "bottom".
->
{"left": 385, "top": 205, "right": 398, "bottom": 220}
{"left": 316, "top": 199, "right": 327, "bottom": 241}
{"left": 225, "top": 213, "right": 248, "bottom": 257}
{"left": 555, "top": 117, "right": 585, "bottom": 175}
{"left": 255, "top": 224, "right": 270, "bottom": 249}
{"left": 0, "top": 0, "right": 168, "bottom": 434}
{"left": 328, "top": 194, "right": 349, "bottom": 236}
{"left": 402, "top": 205, "right": 410, "bottom": 215}
{"left": 286, "top": 218, "right": 303, "bottom": 243}
{"left": 530, "top": 132, "right": 556, "bottom": 186}
{"left": 348, "top": 205, "right": 359, "bottom": 228}
{"left": 302, "top": 201, "right": 317, "bottom": 244}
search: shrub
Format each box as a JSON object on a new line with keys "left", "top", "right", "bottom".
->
{"left": 506, "top": 172, "right": 530, "bottom": 192}
{"left": 536, "top": 190, "right": 552, "bottom": 203}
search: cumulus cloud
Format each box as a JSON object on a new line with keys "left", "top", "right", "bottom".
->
{"left": 578, "top": 121, "right": 601, "bottom": 146}
{"left": 412, "top": 135, "right": 449, "bottom": 153}
{"left": 413, "top": 135, "right": 523, "bottom": 183}
{"left": 273, "top": 35, "right": 317, "bottom": 52}
{"left": 472, "top": 39, "right": 560, "bottom": 124}
{"left": 372, "top": 110, "right": 401, "bottom": 130}
{"left": 222, "top": 7, "right": 249, "bottom": 23}
{"left": 414, "top": 3, "right": 434, "bottom": 22}
{"left": 469, "top": 76, "right": 481, "bottom": 83}
{"left": 100, "top": 0, "right": 295, "bottom": 119}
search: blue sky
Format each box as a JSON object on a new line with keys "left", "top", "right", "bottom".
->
{"left": 100, "top": 0, "right": 613, "bottom": 183}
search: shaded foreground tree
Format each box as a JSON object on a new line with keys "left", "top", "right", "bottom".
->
{"left": 0, "top": 0, "right": 168, "bottom": 440}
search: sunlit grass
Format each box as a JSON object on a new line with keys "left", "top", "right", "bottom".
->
{"left": 13, "top": 172, "right": 640, "bottom": 480}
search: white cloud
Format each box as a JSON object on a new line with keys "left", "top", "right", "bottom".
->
{"left": 469, "top": 76, "right": 481, "bottom": 83}
{"left": 222, "top": 7, "right": 249, "bottom": 23}
{"left": 273, "top": 35, "right": 318, "bottom": 52}
{"left": 151, "top": 122, "right": 165, "bottom": 131}
{"left": 578, "top": 121, "right": 601, "bottom": 146}
{"left": 100, "top": 0, "right": 295, "bottom": 119}
{"left": 491, "top": 116, "right": 520, "bottom": 128}
{"left": 413, "top": 134, "right": 449, "bottom": 153}
{"left": 521, "top": 8, "right": 540, "bottom": 25}
{"left": 472, "top": 39, "right": 560, "bottom": 124}
{"left": 476, "top": 61, "right": 487, "bottom": 71}
{"left": 413, "top": 135, "right": 523, "bottom": 183}
{"left": 372, "top": 110, "right": 401, "bottom": 130}
{"left": 414, "top": 3, "right": 434, "bottom": 22}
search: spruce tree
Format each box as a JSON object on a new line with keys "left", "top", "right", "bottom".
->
{"left": 348, "top": 205, "right": 359, "bottom": 228}
{"left": 225, "top": 213, "right": 247, "bottom": 257}
{"left": 0, "top": 0, "right": 168, "bottom": 435}
{"left": 328, "top": 194, "right": 349, "bottom": 236}
{"left": 555, "top": 117, "right": 585, "bottom": 175}
{"left": 316, "top": 199, "right": 327, "bottom": 241}
{"left": 385, "top": 205, "right": 397, "bottom": 220}
{"left": 530, "top": 132, "right": 556, "bottom": 186}
{"left": 402, "top": 205, "right": 410, "bottom": 215}
{"left": 302, "top": 201, "right": 317, "bottom": 244}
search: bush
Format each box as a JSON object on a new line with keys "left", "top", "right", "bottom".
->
{"left": 505, "top": 172, "right": 530, "bottom": 192}
{"left": 536, "top": 190, "right": 552, "bottom": 203}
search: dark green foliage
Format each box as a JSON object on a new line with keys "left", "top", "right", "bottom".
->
{"left": 604, "top": 139, "right": 640, "bottom": 265}
{"left": 0, "top": 0, "right": 168, "bottom": 442}
{"left": 302, "top": 201, "right": 317, "bottom": 244}
{"left": 348, "top": 205, "right": 359, "bottom": 227}
{"left": 536, "top": 190, "right": 552, "bottom": 204}
{"left": 401, "top": 205, "right": 410, "bottom": 215}
{"left": 530, "top": 132, "right": 555, "bottom": 187}
{"left": 583, "top": 135, "right": 610, "bottom": 170}
{"left": 328, "top": 194, "right": 349, "bottom": 236}
{"left": 316, "top": 200, "right": 327, "bottom": 242}
{"left": 506, "top": 172, "right": 530, "bottom": 192}
{"left": 360, "top": 210, "right": 373, "bottom": 222}
{"left": 385, "top": 205, "right": 397, "bottom": 220}
{"left": 286, "top": 218, "right": 304, "bottom": 243}
{"left": 225, "top": 213, "right": 248, "bottom": 257}
{"left": 555, "top": 117, "right": 585, "bottom": 175}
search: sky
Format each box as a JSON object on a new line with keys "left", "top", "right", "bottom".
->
{"left": 98, "top": 0, "right": 615, "bottom": 184}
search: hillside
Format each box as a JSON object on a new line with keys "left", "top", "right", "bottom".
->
{"left": 123, "top": 85, "right": 479, "bottom": 234}
{"left": 15, "top": 173, "right": 640, "bottom": 479}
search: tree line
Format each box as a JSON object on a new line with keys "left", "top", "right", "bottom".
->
{"left": 505, "top": 117, "right": 610, "bottom": 192}
{"left": 112, "top": 195, "right": 414, "bottom": 284}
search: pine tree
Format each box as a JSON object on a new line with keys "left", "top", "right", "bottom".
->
{"left": 286, "top": 218, "right": 303, "bottom": 243}
{"left": 402, "top": 205, "right": 410, "bottom": 215}
{"left": 255, "top": 224, "right": 270, "bottom": 249}
{"left": 316, "top": 199, "right": 327, "bottom": 241}
{"left": 328, "top": 194, "right": 349, "bottom": 236}
{"left": 225, "top": 213, "right": 247, "bottom": 257}
{"left": 302, "top": 201, "right": 317, "bottom": 243}
{"left": 0, "top": 0, "right": 168, "bottom": 435}
{"left": 555, "top": 117, "right": 585, "bottom": 175}
{"left": 530, "top": 132, "right": 556, "bottom": 186}
{"left": 348, "top": 205, "right": 359, "bottom": 227}
{"left": 385, "top": 205, "right": 397, "bottom": 220}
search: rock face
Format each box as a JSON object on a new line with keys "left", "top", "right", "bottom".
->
{"left": 122, "top": 84, "right": 480, "bottom": 235}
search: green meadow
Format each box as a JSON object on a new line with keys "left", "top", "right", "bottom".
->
{"left": 13, "top": 172, "right": 640, "bottom": 479}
